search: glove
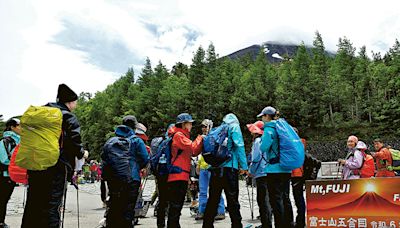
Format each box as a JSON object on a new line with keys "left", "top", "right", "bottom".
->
{"left": 387, "top": 166, "right": 393, "bottom": 171}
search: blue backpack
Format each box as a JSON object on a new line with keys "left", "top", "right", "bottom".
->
{"left": 101, "top": 135, "right": 136, "bottom": 183}
{"left": 273, "top": 118, "right": 305, "bottom": 170}
{"left": 202, "top": 124, "right": 232, "bottom": 167}
{"left": 149, "top": 134, "right": 185, "bottom": 176}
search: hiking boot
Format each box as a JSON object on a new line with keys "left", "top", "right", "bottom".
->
{"left": 215, "top": 213, "right": 225, "bottom": 220}
{"left": 195, "top": 213, "right": 204, "bottom": 220}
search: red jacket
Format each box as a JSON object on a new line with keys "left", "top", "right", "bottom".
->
{"left": 374, "top": 147, "right": 395, "bottom": 177}
{"left": 167, "top": 127, "right": 203, "bottom": 182}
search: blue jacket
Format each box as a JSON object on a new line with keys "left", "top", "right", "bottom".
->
{"left": 219, "top": 114, "right": 248, "bottom": 171}
{"left": 249, "top": 137, "right": 268, "bottom": 178}
{"left": 115, "top": 125, "right": 149, "bottom": 182}
{"left": 260, "top": 120, "right": 291, "bottom": 174}
{"left": 0, "top": 131, "right": 21, "bottom": 177}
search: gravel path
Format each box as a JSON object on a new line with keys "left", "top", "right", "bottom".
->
{"left": 4, "top": 179, "right": 299, "bottom": 227}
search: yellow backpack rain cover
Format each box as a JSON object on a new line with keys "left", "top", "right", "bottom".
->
{"left": 16, "top": 106, "right": 63, "bottom": 170}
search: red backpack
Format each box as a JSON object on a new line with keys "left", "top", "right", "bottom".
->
{"left": 360, "top": 152, "right": 375, "bottom": 178}
{"left": 8, "top": 145, "right": 28, "bottom": 184}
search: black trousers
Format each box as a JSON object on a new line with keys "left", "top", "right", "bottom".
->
{"left": 156, "top": 175, "right": 169, "bottom": 227}
{"left": 266, "top": 173, "right": 293, "bottom": 228}
{"left": 291, "top": 177, "right": 305, "bottom": 228}
{"left": 166, "top": 180, "right": 188, "bottom": 228}
{"left": 21, "top": 164, "right": 67, "bottom": 228}
{"left": 255, "top": 176, "right": 273, "bottom": 228}
{"left": 106, "top": 179, "right": 140, "bottom": 228}
{"left": 0, "top": 176, "right": 16, "bottom": 224}
{"left": 203, "top": 168, "right": 242, "bottom": 228}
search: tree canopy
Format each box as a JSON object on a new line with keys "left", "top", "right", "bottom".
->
{"left": 72, "top": 33, "right": 400, "bottom": 159}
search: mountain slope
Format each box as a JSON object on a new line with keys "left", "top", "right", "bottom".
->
{"left": 225, "top": 42, "right": 334, "bottom": 63}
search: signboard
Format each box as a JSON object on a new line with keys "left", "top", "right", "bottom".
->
{"left": 306, "top": 177, "right": 400, "bottom": 227}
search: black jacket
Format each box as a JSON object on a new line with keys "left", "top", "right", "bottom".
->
{"left": 47, "top": 102, "right": 84, "bottom": 173}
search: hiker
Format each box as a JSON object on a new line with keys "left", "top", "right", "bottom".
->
{"left": 153, "top": 124, "right": 174, "bottom": 227}
{"left": 203, "top": 113, "right": 248, "bottom": 228}
{"left": 0, "top": 118, "right": 21, "bottom": 228}
{"left": 135, "top": 123, "right": 151, "bottom": 178}
{"left": 135, "top": 123, "right": 151, "bottom": 154}
{"left": 195, "top": 119, "right": 225, "bottom": 221}
{"left": 258, "top": 106, "right": 293, "bottom": 228}
{"left": 247, "top": 120, "right": 273, "bottom": 228}
{"left": 166, "top": 113, "right": 203, "bottom": 228}
{"left": 188, "top": 156, "right": 199, "bottom": 208}
{"left": 90, "top": 160, "right": 98, "bottom": 183}
{"left": 291, "top": 128, "right": 307, "bottom": 228}
{"left": 372, "top": 138, "right": 395, "bottom": 177}
{"left": 101, "top": 115, "right": 149, "bottom": 228}
{"left": 21, "top": 83, "right": 89, "bottom": 228}
{"left": 99, "top": 160, "right": 108, "bottom": 208}
{"left": 338, "top": 135, "right": 363, "bottom": 179}
{"left": 354, "top": 141, "right": 375, "bottom": 178}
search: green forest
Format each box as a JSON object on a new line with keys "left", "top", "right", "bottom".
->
{"left": 3, "top": 32, "right": 399, "bottom": 159}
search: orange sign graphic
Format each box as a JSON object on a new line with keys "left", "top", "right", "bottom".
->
{"left": 306, "top": 177, "right": 400, "bottom": 227}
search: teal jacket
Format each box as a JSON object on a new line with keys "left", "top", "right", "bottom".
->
{"left": 0, "top": 131, "right": 21, "bottom": 177}
{"left": 260, "top": 120, "right": 291, "bottom": 174}
{"left": 219, "top": 114, "right": 248, "bottom": 171}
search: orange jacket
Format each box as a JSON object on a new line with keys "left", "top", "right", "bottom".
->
{"left": 291, "top": 138, "right": 307, "bottom": 177}
{"left": 374, "top": 147, "right": 395, "bottom": 177}
{"left": 168, "top": 127, "right": 203, "bottom": 182}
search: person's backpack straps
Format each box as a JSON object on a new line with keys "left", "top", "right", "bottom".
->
{"left": 1, "top": 136, "right": 16, "bottom": 160}
{"left": 170, "top": 132, "right": 189, "bottom": 174}
{"left": 263, "top": 124, "right": 279, "bottom": 164}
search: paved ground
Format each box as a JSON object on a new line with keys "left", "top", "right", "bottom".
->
{"left": 5, "top": 179, "right": 298, "bottom": 227}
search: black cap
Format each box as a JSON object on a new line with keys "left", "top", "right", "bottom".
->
{"left": 5, "top": 118, "right": 20, "bottom": 131}
{"left": 122, "top": 115, "right": 138, "bottom": 129}
{"left": 57, "top": 84, "right": 78, "bottom": 103}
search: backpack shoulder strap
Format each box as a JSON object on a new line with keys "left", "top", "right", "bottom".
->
{"left": 263, "top": 125, "right": 279, "bottom": 164}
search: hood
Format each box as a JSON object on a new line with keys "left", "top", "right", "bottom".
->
{"left": 137, "top": 133, "right": 149, "bottom": 142}
{"left": 168, "top": 126, "right": 190, "bottom": 138}
{"left": 165, "top": 123, "right": 175, "bottom": 138}
{"left": 223, "top": 113, "right": 240, "bottom": 126}
{"left": 2, "top": 130, "right": 21, "bottom": 144}
{"left": 115, "top": 125, "right": 135, "bottom": 138}
{"left": 263, "top": 120, "right": 277, "bottom": 129}
{"left": 47, "top": 102, "right": 70, "bottom": 112}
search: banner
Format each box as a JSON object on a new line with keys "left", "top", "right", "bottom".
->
{"left": 306, "top": 177, "right": 400, "bottom": 227}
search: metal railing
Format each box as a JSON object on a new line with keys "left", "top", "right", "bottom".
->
{"left": 317, "top": 161, "right": 342, "bottom": 179}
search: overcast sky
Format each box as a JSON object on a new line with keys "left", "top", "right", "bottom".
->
{"left": 1, "top": 0, "right": 399, "bottom": 120}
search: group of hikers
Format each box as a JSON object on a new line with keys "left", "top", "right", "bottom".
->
{"left": 338, "top": 136, "right": 400, "bottom": 179}
{"left": 0, "top": 83, "right": 399, "bottom": 228}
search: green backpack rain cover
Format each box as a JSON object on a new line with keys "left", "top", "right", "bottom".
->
{"left": 16, "top": 106, "right": 63, "bottom": 170}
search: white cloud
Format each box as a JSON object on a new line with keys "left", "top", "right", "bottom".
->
{"left": 1, "top": 0, "right": 400, "bottom": 120}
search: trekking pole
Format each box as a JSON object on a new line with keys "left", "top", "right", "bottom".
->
{"left": 245, "top": 177, "right": 253, "bottom": 220}
{"left": 76, "top": 180, "right": 80, "bottom": 228}
{"left": 251, "top": 178, "right": 254, "bottom": 220}
{"left": 62, "top": 167, "right": 68, "bottom": 228}
{"left": 23, "top": 185, "right": 26, "bottom": 208}
{"left": 336, "top": 162, "right": 341, "bottom": 179}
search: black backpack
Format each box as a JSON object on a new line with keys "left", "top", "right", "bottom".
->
{"left": 101, "top": 135, "right": 137, "bottom": 183}
{"left": 0, "top": 136, "right": 17, "bottom": 172}
{"left": 303, "top": 153, "right": 321, "bottom": 180}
